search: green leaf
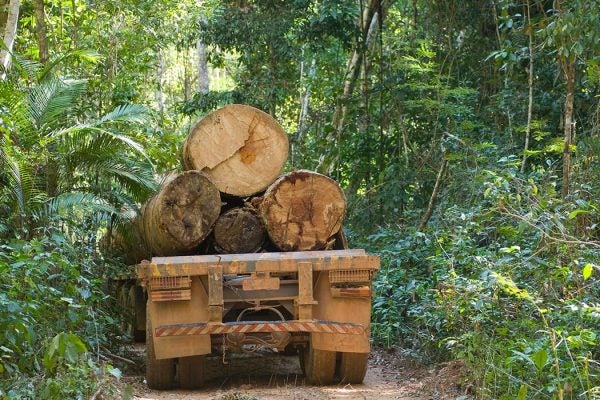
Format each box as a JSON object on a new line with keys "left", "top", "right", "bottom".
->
{"left": 43, "top": 332, "right": 87, "bottom": 372}
{"left": 568, "top": 209, "right": 589, "bottom": 219}
{"left": 582, "top": 263, "right": 593, "bottom": 280}
{"left": 108, "top": 366, "right": 122, "bottom": 379}
{"left": 63, "top": 333, "right": 87, "bottom": 364}
{"left": 533, "top": 349, "right": 548, "bottom": 371}
{"left": 517, "top": 384, "right": 528, "bottom": 400}
{"left": 43, "top": 333, "right": 61, "bottom": 372}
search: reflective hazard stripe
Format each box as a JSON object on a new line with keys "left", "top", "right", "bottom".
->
{"left": 154, "top": 320, "right": 366, "bottom": 337}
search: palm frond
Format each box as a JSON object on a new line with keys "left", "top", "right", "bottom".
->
{"left": 0, "top": 139, "right": 24, "bottom": 213}
{"left": 50, "top": 125, "right": 148, "bottom": 158}
{"left": 28, "top": 78, "right": 87, "bottom": 129}
{"left": 94, "top": 104, "right": 149, "bottom": 126}
{"left": 102, "top": 159, "right": 157, "bottom": 194}
{"left": 38, "top": 50, "right": 101, "bottom": 82}
{"left": 0, "top": 49, "right": 41, "bottom": 81}
{"left": 32, "top": 191, "right": 118, "bottom": 221}
{"left": 0, "top": 81, "right": 38, "bottom": 147}
{"left": 0, "top": 137, "right": 46, "bottom": 217}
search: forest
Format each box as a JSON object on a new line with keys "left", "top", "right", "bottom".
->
{"left": 0, "top": 0, "right": 598, "bottom": 399}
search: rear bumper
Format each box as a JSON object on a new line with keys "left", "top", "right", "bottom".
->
{"left": 155, "top": 320, "right": 367, "bottom": 337}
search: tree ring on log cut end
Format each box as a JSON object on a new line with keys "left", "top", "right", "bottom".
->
{"left": 142, "top": 170, "right": 221, "bottom": 256}
{"left": 260, "top": 170, "right": 346, "bottom": 251}
{"left": 182, "top": 104, "right": 289, "bottom": 197}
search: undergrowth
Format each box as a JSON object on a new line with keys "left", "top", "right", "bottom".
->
{"left": 0, "top": 229, "right": 129, "bottom": 399}
{"left": 356, "top": 168, "right": 600, "bottom": 399}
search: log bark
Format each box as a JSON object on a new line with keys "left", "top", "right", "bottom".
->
{"left": 140, "top": 170, "right": 221, "bottom": 256}
{"left": 260, "top": 170, "right": 346, "bottom": 251}
{"left": 182, "top": 104, "right": 289, "bottom": 197}
{"left": 213, "top": 207, "right": 265, "bottom": 254}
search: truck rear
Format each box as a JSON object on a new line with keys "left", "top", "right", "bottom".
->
{"left": 136, "top": 249, "right": 379, "bottom": 389}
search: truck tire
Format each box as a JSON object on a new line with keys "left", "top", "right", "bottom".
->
{"left": 338, "top": 352, "right": 368, "bottom": 384}
{"left": 146, "top": 310, "right": 175, "bottom": 390}
{"left": 132, "top": 285, "right": 146, "bottom": 342}
{"left": 178, "top": 355, "right": 205, "bottom": 389}
{"left": 301, "top": 346, "right": 336, "bottom": 385}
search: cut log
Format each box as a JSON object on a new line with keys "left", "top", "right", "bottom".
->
{"left": 140, "top": 170, "right": 221, "bottom": 256}
{"left": 260, "top": 170, "right": 346, "bottom": 251}
{"left": 182, "top": 104, "right": 289, "bottom": 197}
{"left": 213, "top": 207, "right": 266, "bottom": 254}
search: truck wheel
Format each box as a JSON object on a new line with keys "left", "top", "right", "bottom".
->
{"left": 146, "top": 311, "right": 175, "bottom": 389}
{"left": 178, "top": 355, "right": 205, "bottom": 389}
{"left": 338, "top": 352, "right": 368, "bottom": 384}
{"left": 133, "top": 285, "right": 146, "bottom": 342}
{"left": 301, "top": 346, "right": 336, "bottom": 385}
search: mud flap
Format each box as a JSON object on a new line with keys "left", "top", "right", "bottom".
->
{"left": 149, "top": 277, "right": 212, "bottom": 359}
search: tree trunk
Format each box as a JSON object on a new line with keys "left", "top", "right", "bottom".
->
{"left": 183, "top": 49, "right": 192, "bottom": 101}
{"left": 156, "top": 51, "right": 165, "bottom": 115}
{"left": 418, "top": 157, "right": 448, "bottom": 231}
{"left": 182, "top": 104, "right": 289, "bottom": 197}
{"left": 0, "top": 0, "right": 20, "bottom": 78}
{"left": 140, "top": 170, "right": 221, "bottom": 256}
{"left": 561, "top": 59, "right": 575, "bottom": 198}
{"left": 197, "top": 38, "right": 209, "bottom": 94}
{"left": 260, "top": 170, "right": 346, "bottom": 251}
{"left": 318, "top": 0, "right": 384, "bottom": 174}
{"left": 0, "top": 0, "right": 9, "bottom": 35}
{"left": 520, "top": 0, "right": 533, "bottom": 173}
{"left": 213, "top": 207, "right": 266, "bottom": 254}
{"left": 297, "top": 57, "right": 316, "bottom": 140}
{"left": 33, "top": 0, "right": 48, "bottom": 64}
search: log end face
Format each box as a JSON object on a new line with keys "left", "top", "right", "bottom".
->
{"left": 261, "top": 170, "right": 346, "bottom": 252}
{"left": 152, "top": 170, "right": 221, "bottom": 254}
{"left": 183, "top": 104, "right": 289, "bottom": 197}
{"left": 214, "top": 207, "right": 266, "bottom": 254}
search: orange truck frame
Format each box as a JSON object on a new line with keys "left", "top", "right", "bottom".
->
{"left": 135, "top": 249, "right": 380, "bottom": 389}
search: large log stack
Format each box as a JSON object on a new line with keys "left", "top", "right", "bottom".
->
{"left": 103, "top": 104, "right": 348, "bottom": 264}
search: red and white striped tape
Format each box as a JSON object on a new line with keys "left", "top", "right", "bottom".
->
{"left": 154, "top": 320, "right": 366, "bottom": 337}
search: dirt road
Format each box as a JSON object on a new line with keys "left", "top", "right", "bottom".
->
{"left": 127, "top": 348, "right": 466, "bottom": 400}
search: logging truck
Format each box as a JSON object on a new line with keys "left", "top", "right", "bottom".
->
{"left": 107, "top": 104, "right": 380, "bottom": 389}
{"left": 135, "top": 249, "right": 379, "bottom": 389}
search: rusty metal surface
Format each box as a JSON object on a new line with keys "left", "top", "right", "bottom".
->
{"left": 150, "top": 289, "right": 192, "bottom": 301}
{"left": 242, "top": 274, "right": 280, "bottom": 291}
{"left": 149, "top": 276, "right": 191, "bottom": 290}
{"left": 223, "top": 281, "right": 298, "bottom": 302}
{"left": 154, "top": 320, "right": 367, "bottom": 337}
{"left": 330, "top": 286, "right": 371, "bottom": 297}
{"left": 137, "top": 250, "right": 380, "bottom": 279}
{"left": 329, "top": 269, "right": 373, "bottom": 284}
